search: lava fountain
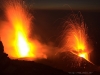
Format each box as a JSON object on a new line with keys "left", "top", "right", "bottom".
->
{"left": 63, "top": 13, "right": 93, "bottom": 63}
{"left": 1, "top": 0, "right": 36, "bottom": 60}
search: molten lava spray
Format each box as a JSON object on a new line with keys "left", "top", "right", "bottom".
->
{"left": 0, "top": 0, "right": 36, "bottom": 60}
{"left": 63, "top": 14, "right": 92, "bottom": 63}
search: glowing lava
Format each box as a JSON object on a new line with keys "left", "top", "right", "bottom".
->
{"left": 64, "top": 14, "right": 92, "bottom": 62}
{"left": 2, "top": 0, "right": 35, "bottom": 59}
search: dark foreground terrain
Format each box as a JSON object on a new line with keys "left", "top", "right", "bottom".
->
{"left": 1, "top": 59, "right": 68, "bottom": 75}
{"left": 0, "top": 40, "right": 99, "bottom": 75}
{"left": 0, "top": 57, "right": 99, "bottom": 75}
{"left": 0, "top": 39, "right": 100, "bottom": 75}
{"left": 0, "top": 57, "right": 100, "bottom": 75}
{"left": 0, "top": 40, "right": 66, "bottom": 75}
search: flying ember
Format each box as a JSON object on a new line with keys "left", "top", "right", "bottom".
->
{"left": 63, "top": 13, "right": 92, "bottom": 63}
{"left": 1, "top": 0, "right": 36, "bottom": 59}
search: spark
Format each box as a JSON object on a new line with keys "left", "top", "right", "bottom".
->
{"left": 63, "top": 13, "right": 92, "bottom": 63}
{"left": 3, "top": 0, "right": 36, "bottom": 59}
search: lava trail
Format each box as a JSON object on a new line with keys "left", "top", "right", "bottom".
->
{"left": 63, "top": 13, "right": 93, "bottom": 64}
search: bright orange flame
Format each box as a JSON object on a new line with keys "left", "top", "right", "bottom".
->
{"left": 64, "top": 14, "right": 92, "bottom": 62}
{"left": 14, "top": 32, "right": 35, "bottom": 58}
{"left": 78, "top": 53, "right": 87, "bottom": 58}
{"left": 2, "top": 0, "right": 36, "bottom": 59}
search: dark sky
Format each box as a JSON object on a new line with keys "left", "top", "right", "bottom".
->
{"left": 25, "top": 0, "right": 100, "bottom": 10}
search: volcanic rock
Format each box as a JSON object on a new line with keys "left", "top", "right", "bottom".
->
{"left": 36, "top": 51, "right": 99, "bottom": 74}
{"left": 0, "top": 40, "right": 99, "bottom": 74}
{"left": 1, "top": 59, "right": 68, "bottom": 75}
{"left": 0, "top": 40, "right": 10, "bottom": 72}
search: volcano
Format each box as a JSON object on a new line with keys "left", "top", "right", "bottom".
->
{"left": 0, "top": 52, "right": 99, "bottom": 75}
{"left": 36, "top": 51, "right": 99, "bottom": 74}
{"left": 0, "top": 40, "right": 66, "bottom": 74}
{"left": 0, "top": 40, "right": 99, "bottom": 74}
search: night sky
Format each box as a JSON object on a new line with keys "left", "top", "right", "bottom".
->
{"left": 0, "top": 0, "right": 100, "bottom": 11}
{"left": 25, "top": 0, "right": 100, "bottom": 10}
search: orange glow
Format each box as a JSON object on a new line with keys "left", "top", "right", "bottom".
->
{"left": 14, "top": 32, "right": 35, "bottom": 58}
{"left": 64, "top": 14, "right": 92, "bottom": 62}
{"left": 1, "top": 0, "right": 36, "bottom": 59}
{"left": 0, "top": 0, "right": 48, "bottom": 60}
{"left": 78, "top": 53, "right": 87, "bottom": 58}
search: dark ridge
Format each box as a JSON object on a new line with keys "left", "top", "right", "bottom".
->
{"left": 36, "top": 51, "right": 97, "bottom": 72}
{"left": 2, "top": 60, "right": 68, "bottom": 75}
{"left": 0, "top": 39, "right": 99, "bottom": 74}
{"left": 0, "top": 40, "right": 67, "bottom": 74}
